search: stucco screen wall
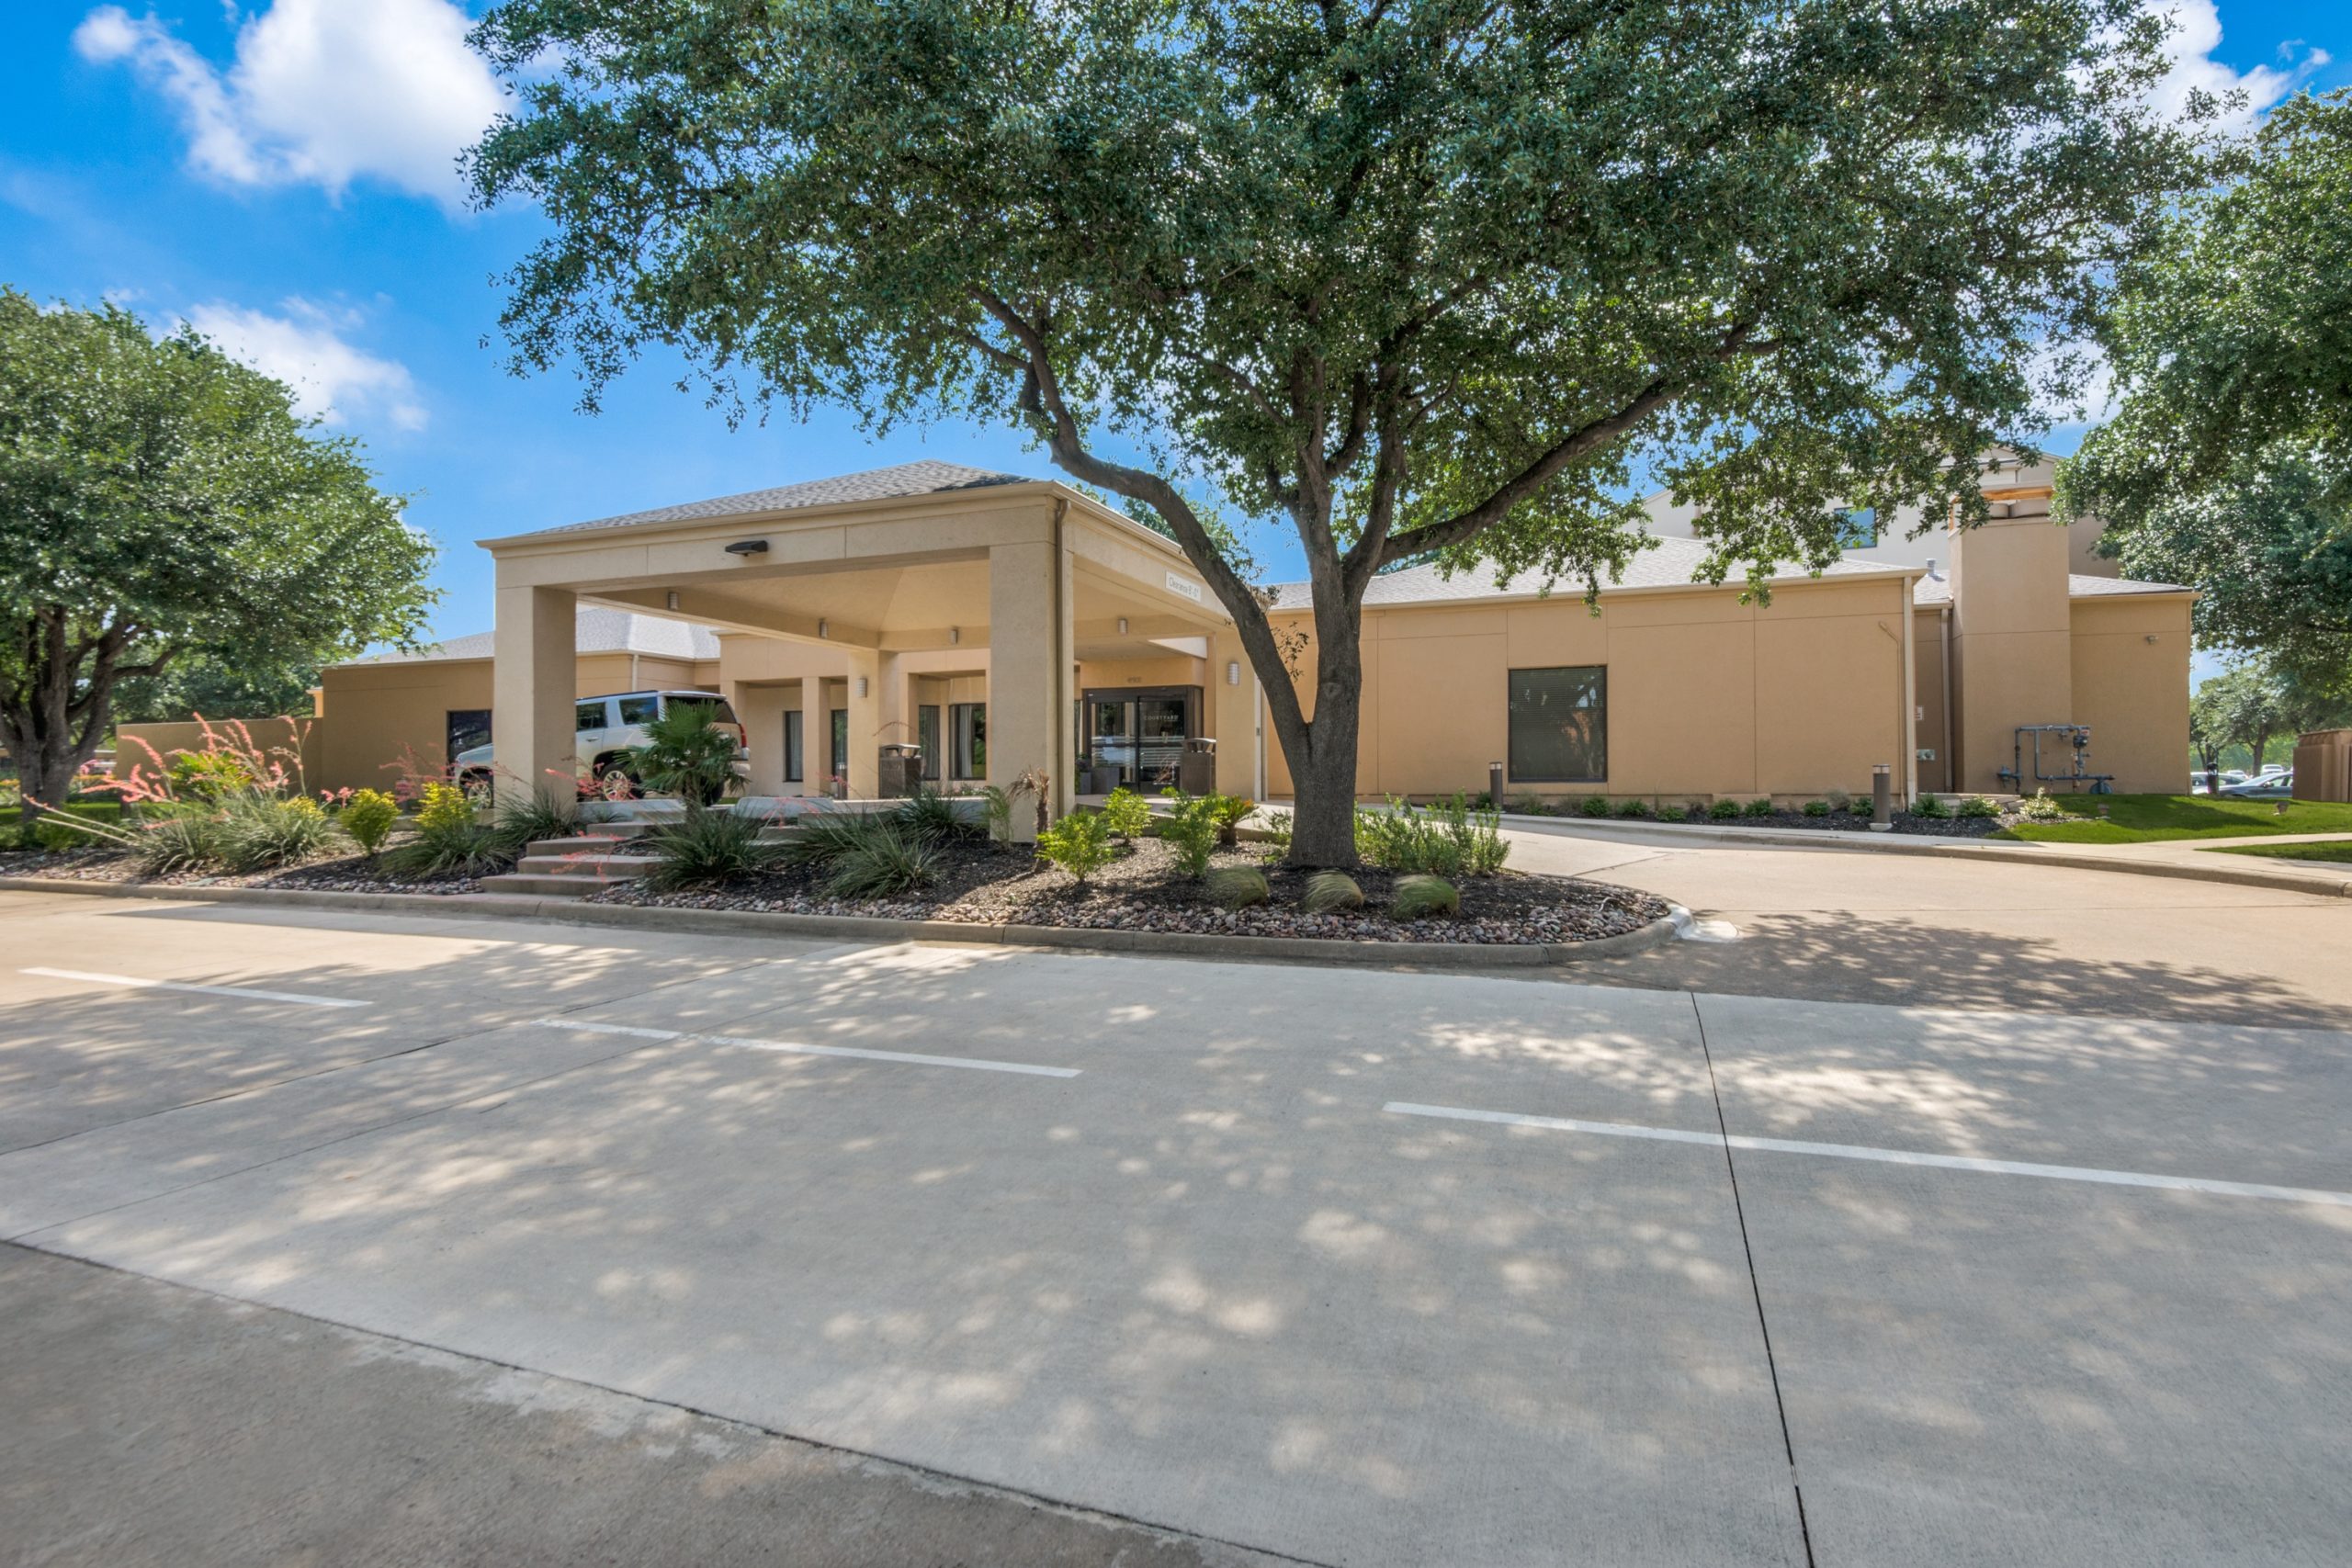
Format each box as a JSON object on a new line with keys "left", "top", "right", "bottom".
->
{"left": 316, "top": 660, "right": 495, "bottom": 794}
{"left": 1263, "top": 578, "right": 1911, "bottom": 801}
{"left": 2068, "top": 595, "right": 2192, "bottom": 795}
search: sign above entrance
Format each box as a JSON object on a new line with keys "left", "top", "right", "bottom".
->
{"left": 1165, "top": 571, "right": 1204, "bottom": 604}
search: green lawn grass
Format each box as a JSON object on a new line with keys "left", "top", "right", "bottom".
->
{"left": 1993, "top": 794, "right": 2352, "bottom": 844}
{"left": 2209, "top": 840, "right": 2352, "bottom": 863}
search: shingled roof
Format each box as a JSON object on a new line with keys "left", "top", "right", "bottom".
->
{"left": 517, "top": 460, "right": 1029, "bottom": 538}
{"left": 1265, "top": 537, "right": 1897, "bottom": 612}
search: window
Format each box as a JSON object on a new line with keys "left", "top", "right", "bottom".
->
{"left": 918, "top": 705, "right": 942, "bottom": 781}
{"left": 616, "top": 694, "right": 661, "bottom": 726}
{"left": 667, "top": 693, "right": 739, "bottom": 726}
{"left": 830, "top": 708, "right": 848, "bottom": 781}
{"left": 951, "top": 702, "right": 987, "bottom": 779}
{"left": 784, "top": 710, "right": 803, "bottom": 783}
{"left": 1507, "top": 666, "right": 1606, "bottom": 782}
{"left": 575, "top": 700, "right": 609, "bottom": 733}
{"left": 446, "top": 709, "right": 492, "bottom": 761}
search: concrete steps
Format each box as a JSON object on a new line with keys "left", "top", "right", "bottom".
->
{"left": 481, "top": 830, "right": 663, "bottom": 899}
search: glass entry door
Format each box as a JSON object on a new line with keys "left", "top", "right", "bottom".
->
{"left": 1083, "top": 687, "right": 1200, "bottom": 791}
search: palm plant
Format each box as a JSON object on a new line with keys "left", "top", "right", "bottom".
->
{"left": 626, "top": 705, "right": 738, "bottom": 806}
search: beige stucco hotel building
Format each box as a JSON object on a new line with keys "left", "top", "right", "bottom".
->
{"left": 168, "top": 457, "right": 2190, "bottom": 833}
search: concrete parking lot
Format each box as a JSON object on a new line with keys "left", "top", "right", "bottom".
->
{"left": 2, "top": 854, "right": 2347, "bottom": 1566}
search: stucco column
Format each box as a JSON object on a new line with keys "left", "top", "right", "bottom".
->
{"left": 492, "top": 584, "right": 576, "bottom": 813}
{"left": 876, "top": 650, "right": 912, "bottom": 752}
{"left": 843, "top": 648, "right": 881, "bottom": 798}
{"left": 988, "top": 536, "right": 1074, "bottom": 838}
{"left": 737, "top": 682, "right": 784, "bottom": 796}
{"left": 1208, "top": 631, "right": 1261, "bottom": 800}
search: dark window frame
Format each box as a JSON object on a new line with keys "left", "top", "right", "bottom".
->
{"left": 446, "top": 708, "right": 492, "bottom": 761}
{"left": 1506, "top": 665, "right": 1608, "bottom": 784}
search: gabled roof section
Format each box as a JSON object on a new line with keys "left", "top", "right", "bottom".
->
{"left": 1909, "top": 572, "right": 2192, "bottom": 607}
{"left": 1265, "top": 537, "right": 1897, "bottom": 612}
{"left": 339, "top": 607, "right": 722, "bottom": 667}
{"left": 517, "top": 460, "right": 1030, "bottom": 538}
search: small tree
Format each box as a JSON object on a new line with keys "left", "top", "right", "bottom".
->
{"left": 0, "top": 292, "right": 435, "bottom": 829}
{"left": 2060, "top": 91, "right": 2352, "bottom": 691}
{"left": 469, "top": 0, "right": 2200, "bottom": 864}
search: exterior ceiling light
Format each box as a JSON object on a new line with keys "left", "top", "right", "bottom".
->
{"left": 724, "top": 538, "right": 769, "bottom": 557}
{"left": 1117, "top": 617, "right": 1129, "bottom": 635}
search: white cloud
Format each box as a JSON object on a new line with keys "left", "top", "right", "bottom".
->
{"left": 2143, "top": 0, "right": 2326, "bottom": 137}
{"left": 73, "top": 0, "right": 504, "bottom": 207}
{"left": 186, "top": 299, "right": 427, "bottom": 432}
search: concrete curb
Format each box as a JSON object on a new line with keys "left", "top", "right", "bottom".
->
{"left": 0, "top": 876, "right": 1686, "bottom": 971}
{"left": 1495, "top": 813, "right": 2352, "bottom": 897}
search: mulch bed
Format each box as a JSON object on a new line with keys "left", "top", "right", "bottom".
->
{"left": 588, "top": 836, "right": 1669, "bottom": 946}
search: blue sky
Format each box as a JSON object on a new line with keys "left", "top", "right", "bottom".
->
{"left": 4, "top": 0, "right": 2344, "bottom": 647}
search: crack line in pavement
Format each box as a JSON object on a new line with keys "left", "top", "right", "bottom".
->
{"left": 1689, "top": 990, "right": 1818, "bottom": 1568}
{"left": 0, "top": 1238, "right": 1345, "bottom": 1568}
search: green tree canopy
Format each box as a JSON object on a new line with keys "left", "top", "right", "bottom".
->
{"left": 2191, "top": 656, "right": 2352, "bottom": 779}
{"left": 0, "top": 290, "right": 437, "bottom": 823}
{"left": 2061, "top": 89, "right": 2352, "bottom": 688}
{"left": 469, "top": 0, "right": 2199, "bottom": 863}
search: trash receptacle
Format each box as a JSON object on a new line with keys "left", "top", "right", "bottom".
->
{"left": 1179, "top": 737, "right": 1217, "bottom": 796}
{"left": 876, "top": 743, "right": 923, "bottom": 798}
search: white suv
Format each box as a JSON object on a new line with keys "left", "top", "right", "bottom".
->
{"left": 453, "top": 690, "right": 748, "bottom": 792}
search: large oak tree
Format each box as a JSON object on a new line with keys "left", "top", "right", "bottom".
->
{"left": 0, "top": 292, "right": 436, "bottom": 828}
{"left": 468, "top": 0, "right": 2197, "bottom": 864}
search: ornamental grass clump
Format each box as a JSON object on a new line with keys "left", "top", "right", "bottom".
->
{"left": 821, "top": 818, "right": 939, "bottom": 898}
{"left": 383, "top": 782, "right": 503, "bottom": 877}
{"left": 1911, "top": 794, "right": 1952, "bottom": 819}
{"left": 1205, "top": 865, "right": 1269, "bottom": 909}
{"left": 131, "top": 809, "right": 225, "bottom": 874}
{"left": 1299, "top": 870, "right": 1364, "bottom": 913}
{"left": 1391, "top": 874, "right": 1460, "bottom": 919}
{"left": 217, "top": 793, "right": 339, "bottom": 872}
{"left": 1036, "top": 808, "right": 1116, "bottom": 883}
{"left": 643, "top": 807, "right": 771, "bottom": 892}
{"left": 893, "top": 788, "right": 970, "bottom": 845}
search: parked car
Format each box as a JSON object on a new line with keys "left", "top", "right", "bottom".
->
{"left": 2218, "top": 770, "right": 2293, "bottom": 799}
{"left": 2193, "top": 769, "right": 2251, "bottom": 795}
{"left": 454, "top": 691, "right": 748, "bottom": 793}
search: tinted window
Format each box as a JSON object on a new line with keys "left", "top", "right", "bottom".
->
{"left": 1507, "top": 667, "right": 1606, "bottom": 782}
{"left": 952, "top": 703, "right": 987, "bottom": 779}
{"left": 918, "top": 705, "right": 942, "bottom": 781}
{"left": 575, "top": 700, "right": 609, "bottom": 732}
{"left": 616, "top": 695, "right": 661, "bottom": 726}
{"left": 447, "top": 709, "right": 492, "bottom": 759}
{"left": 830, "top": 708, "right": 848, "bottom": 780}
{"left": 667, "top": 694, "right": 739, "bottom": 725}
{"left": 784, "top": 709, "right": 803, "bottom": 783}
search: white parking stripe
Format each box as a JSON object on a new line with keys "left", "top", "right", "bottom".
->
{"left": 24, "top": 966, "right": 367, "bottom": 1010}
{"left": 1384, "top": 1101, "right": 2352, "bottom": 1209}
{"left": 533, "top": 1018, "right": 1077, "bottom": 1077}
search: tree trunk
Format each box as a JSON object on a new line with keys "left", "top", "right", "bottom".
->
{"left": 1274, "top": 605, "right": 1368, "bottom": 868}
{"left": 21, "top": 752, "right": 77, "bottom": 831}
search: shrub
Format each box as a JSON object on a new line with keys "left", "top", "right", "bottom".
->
{"left": 1509, "top": 793, "right": 1546, "bottom": 816}
{"left": 2017, "top": 789, "right": 2064, "bottom": 822}
{"left": 488, "top": 794, "right": 577, "bottom": 861}
{"left": 1613, "top": 796, "right": 1651, "bottom": 818}
{"left": 978, "top": 783, "right": 1020, "bottom": 843}
{"left": 1260, "top": 809, "right": 1294, "bottom": 852}
{"left": 1036, "top": 809, "right": 1116, "bottom": 883}
{"left": 1708, "top": 798, "right": 1741, "bottom": 820}
{"left": 341, "top": 789, "right": 401, "bottom": 856}
{"left": 215, "top": 795, "right": 338, "bottom": 872}
{"left": 1825, "top": 789, "right": 1852, "bottom": 814}
{"left": 1911, "top": 794, "right": 1951, "bottom": 819}
{"left": 775, "top": 810, "right": 870, "bottom": 871}
{"left": 1656, "top": 803, "right": 1688, "bottom": 823}
{"left": 1802, "top": 799, "right": 1831, "bottom": 818}
{"left": 167, "top": 749, "right": 257, "bottom": 801}
{"left": 1100, "top": 786, "right": 1153, "bottom": 840}
{"left": 415, "top": 782, "right": 477, "bottom": 835}
{"left": 643, "top": 808, "right": 770, "bottom": 892}
{"left": 893, "top": 788, "right": 969, "bottom": 845}
{"left": 1579, "top": 794, "right": 1611, "bottom": 816}
{"left": 1357, "top": 800, "right": 1462, "bottom": 877}
{"left": 822, "top": 819, "right": 939, "bottom": 899}
{"left": 1391, "top": 873, "right": 1460, "bottom": 919}
{"left": 1847, "top": 794, "right": 1874, "bottom": 815}
{"left": 1205, "top": 792, "right": 1255, "bottom": 845}
{"left": 1160, "top": 796, "right": 1219, "bottom": 877}
{"left": 132, "top": 812, "right": 225, "bottom": 874}
{"left": 1300, "top": 870, "right": 1364, "bottom": 913}
{"left": 1955, "top": 795, "right": 2001, "bottom": 819}
{"left": 1436, "top": 793, "right": 1509, "bottom": 875}
{"left": 1742, "top": 796, "right": 1777, "bottom": 818}
{"left": 625, "top": 705, "right": 738, "bottom": 805}
{"left": 1205, "top": 865, "right": 1269, "bottom": 909}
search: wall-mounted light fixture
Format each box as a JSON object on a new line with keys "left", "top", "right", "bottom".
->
{"left": 949, "top": 626, "right": 960, "bottom": 645}
{"left": 856, "top": 676, "right": 869, "bottom": 697}
{"left": 724, "top": 538, "right": 770, "bottom": 558}
{"left": 1226, "top": 660, "right": 1240, "bottom": 686}
{"left": 1117, "top": 616, "right": 1129, "bottom": 636}
{"left": 664, "top": 590, "right": 680, "bottom": 612}
{"left": 817, "top": 618, "right": 829, "bottom": 639}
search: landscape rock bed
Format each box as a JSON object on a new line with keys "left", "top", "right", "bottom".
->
{"left": 0, "top": 847, "right": 486, "bottom": 895}
{"left": 588, "top": 837, "right": 1668, "bottom": 946}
